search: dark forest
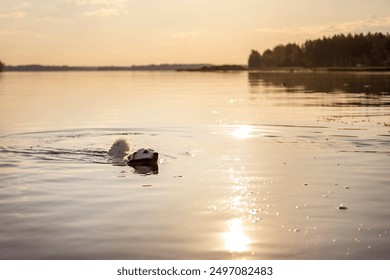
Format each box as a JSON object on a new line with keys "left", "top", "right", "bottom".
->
{"left": 248, "top": 32, "right": 390, "bottom": 68}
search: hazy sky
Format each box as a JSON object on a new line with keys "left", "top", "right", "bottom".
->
{"left": 1, "top": 0, "right": 390, "bottom": 66}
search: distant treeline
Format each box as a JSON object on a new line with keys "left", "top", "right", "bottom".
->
{"left": 5, "top": 64, "right": 90, "bottom": 71}
{"left": 2, "top": 64, "right": 211, "bottom": 72}
{"left": 178, "top": 64, "right": 246, "bottom": 71}
{"left": 248, "top": 32, "right": 390, "bottom": 68}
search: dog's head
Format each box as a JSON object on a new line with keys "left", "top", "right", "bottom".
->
{"left": 127, "top": 148, "right": 159, "bottom": 165}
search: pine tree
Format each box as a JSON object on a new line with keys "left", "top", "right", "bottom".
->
{"left": 248, "top": 50, "right": 261, "bottom": 68}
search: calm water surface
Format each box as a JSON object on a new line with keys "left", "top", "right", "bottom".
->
{"left": 0, "top": 71, "right": 389, "bottom": 259}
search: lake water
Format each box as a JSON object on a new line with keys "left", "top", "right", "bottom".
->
{"left": 0, "top": 70, "right": 389, "bottom": 260}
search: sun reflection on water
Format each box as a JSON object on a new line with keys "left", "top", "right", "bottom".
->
{"left": 232, "top": 125, "right": 253, "bottom": 139}
{"left": 213, "top": 132, "right": 265, "bottom": 256}
{"left": 223, "top": 218, "right": 251, "bottom": 253}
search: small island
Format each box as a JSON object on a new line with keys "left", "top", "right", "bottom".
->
{"left": 177, "top": 65, "right": 247, "bottom": 72}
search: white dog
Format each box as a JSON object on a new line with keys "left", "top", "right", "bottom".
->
{"left": 108, "top": 138, "right": 158, "bottom": 166}
{"left": 108, "top": 138, "right": 131, "bottom": 158}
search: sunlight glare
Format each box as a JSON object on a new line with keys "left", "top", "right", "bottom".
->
{"left": 223, "top": 219, "right": 251, "bottom": 253}
{"left": 232, "top": 125, "right": 253, "bottom": 139}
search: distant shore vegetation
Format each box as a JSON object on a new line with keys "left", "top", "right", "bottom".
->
{"left": 248, "top": 32, "right": 390, "bottom": 69}
{"left": 1, "top": 32, "right": 390, "bottom": 73}
{"left": 0, "top": 60, "right": 5, "bottom": 72}
{"left": 1, "top": 64, "right": 212, "bottom": 72}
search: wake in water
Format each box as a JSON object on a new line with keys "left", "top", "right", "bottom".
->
{"left": 0, "top": 145, "right": 108, "bottom": 163}
{"left": 0, "top": 128, "right": 166, "bottom": 176}
{"left": 0, "top": 129, "right": 153, "bottom": 165}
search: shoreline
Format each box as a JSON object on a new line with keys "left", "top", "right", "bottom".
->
{"left": 180, "top": 65, "right": 390, "bottom": 72}
{"left": 2, "top": 65, "right": 390, "bottom": 73}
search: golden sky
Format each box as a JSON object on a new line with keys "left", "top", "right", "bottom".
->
{"left": 1, "top": 0, "right": 390, "bottom": 66}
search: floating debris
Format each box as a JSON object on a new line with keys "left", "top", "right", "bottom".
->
{"left": 338, "top": 204, "right": 348, "bottom": 210}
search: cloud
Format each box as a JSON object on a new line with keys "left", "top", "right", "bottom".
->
{"left": 67, "top": 0, "right": 127, "bottom": 5}
{"left": 84, "top": 8, "right": 125, "bottom": 17}
{"left": 254, "top": 15, "right": 390, "bottom": 37}
{"left": 0, "top": 11, "right": 26, "bottom": 19}
{"left": 0, "top": 29, "right": 43, "bottom": 39}
{"left": 66, "top": 0, "right": 128, "bottom": 17}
